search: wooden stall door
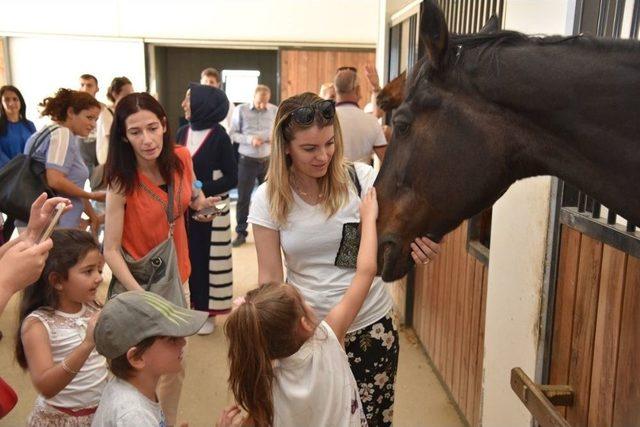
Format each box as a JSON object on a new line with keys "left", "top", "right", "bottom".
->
{"left": 280, "top": 49, "right": 375, "bottom": 107}
{"left": 548, "top": 225, "right": 640, "bottom": 426}
{"left": 412, "top": 221, "right": 489, "bottom": 426}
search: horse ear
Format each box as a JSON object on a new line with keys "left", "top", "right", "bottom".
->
{"left": 479, "top": 15, "right": 500, "bottom": 33}
{"left": 420, "top": 0, "right": 449, "bottom": 73}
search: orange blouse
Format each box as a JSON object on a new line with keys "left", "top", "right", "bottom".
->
{"left": 121, "top": 146, "right": 194, "bottom": 283}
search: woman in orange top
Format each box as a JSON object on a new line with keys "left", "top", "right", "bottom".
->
{"left": 103, "top": 92, "right": 218, "bottom": 427}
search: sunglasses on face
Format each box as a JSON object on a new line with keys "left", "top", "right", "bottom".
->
{"left": 285, "top": 100, "right": 336, "bottom": 126}
{"left": 337, "top": 66, "right": 357, "bottom": 73}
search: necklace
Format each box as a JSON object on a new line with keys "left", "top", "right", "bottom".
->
{"left": 291, "top": 173, "right": 324, "bottom": 200}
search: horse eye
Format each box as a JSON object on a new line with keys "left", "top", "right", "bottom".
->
{"left": 394, "top": 121, "right": 410, "bottom": 137}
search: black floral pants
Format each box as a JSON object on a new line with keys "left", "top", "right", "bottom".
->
{"left": 344, "top": 312, "right": 399, "bottom": 426}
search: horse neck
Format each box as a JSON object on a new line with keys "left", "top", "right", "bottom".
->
{"left": 470, "top": 40, "right": 640, "bottom": 224}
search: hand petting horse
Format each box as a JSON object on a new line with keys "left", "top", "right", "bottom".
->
{"left": 375, "top": 0, "right": 640, "bottom": 281}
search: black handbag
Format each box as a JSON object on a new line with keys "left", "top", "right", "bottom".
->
{"left": 0, "top": 126, "right": 59, "bottom": 222}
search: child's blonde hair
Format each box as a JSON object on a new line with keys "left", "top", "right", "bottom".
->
{"left": 224, "top": 282, "right": 311, "bottom": 427}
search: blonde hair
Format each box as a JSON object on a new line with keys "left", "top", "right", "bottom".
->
{"left": 319, "top": 82, "right": 335, "bottom": 100}
{"left": 255, "top": 84, "right": 271, "bottom": 95}
{"left": 267, "top": 92, "right": 351, "bottom": 226}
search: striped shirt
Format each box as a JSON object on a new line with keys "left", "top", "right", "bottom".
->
{"left": 24, "top": 125, "right": 88, "bottom": 227}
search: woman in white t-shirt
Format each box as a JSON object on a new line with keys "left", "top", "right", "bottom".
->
{"left": 248, "top": 92, "right": 440, "bottom": 425}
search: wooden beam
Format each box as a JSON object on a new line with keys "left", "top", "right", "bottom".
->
{"left": 510, "top": 368, "right": 573, "bottom": 427}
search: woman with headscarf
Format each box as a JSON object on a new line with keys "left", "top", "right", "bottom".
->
{"left": 177, "top": 83, "right": 238, "bottom": 335}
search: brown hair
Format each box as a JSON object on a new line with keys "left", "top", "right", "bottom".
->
{"left": 200, "top": 67, "right": 221, "bottom": 82}
{"left": 39, "top": 88, "right": 100, "bottom": 122}
{"left": 224, "top": 283, "right": 310, "bottom": 427}
{"left": 104, "top": 92, "right": 182, "bottom": 195}
{"left": 108, "top": 336, "right": 158, "bottom": 379}
{"left": 107, "top": 76, "right": 132, "bottom": 103}
{"left": 15, "top": 229, "right": 100, "bottom": 369}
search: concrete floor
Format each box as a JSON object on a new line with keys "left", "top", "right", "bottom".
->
{"left": 0, "top": 212, "right": 464, "bottom": 427}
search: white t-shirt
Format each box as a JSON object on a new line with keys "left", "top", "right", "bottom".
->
{"left": 91, "top": 378, "right": 166, "bottom": 427}
{"left": 248, "top": 162, "right": 392, "bottom": 332}
{"left": 273, "top": 321, "right": 367, "bottom": 427}
{"left": 95, "top": 105, "right": 113, "bottom": 165}
{"left": 336, "top": 103, "right": 387, "bottom": 163}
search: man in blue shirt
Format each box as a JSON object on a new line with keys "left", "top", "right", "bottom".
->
{"left": 229, "top": 85, "right": 277, "bottom": 247}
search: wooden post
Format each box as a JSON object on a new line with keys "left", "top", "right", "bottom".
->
{"left": 510, "top": 367, "right": 574, "bottom": 427}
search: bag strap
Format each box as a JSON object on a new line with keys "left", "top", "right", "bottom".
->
{"left": 28, "top": 125, "right": 60, "bottom": 157}
{"left": 347, "top": 163, "right": 362, "bottom": 198}
{"left": 138, "top": 175, "right": 183, "bottom": 237}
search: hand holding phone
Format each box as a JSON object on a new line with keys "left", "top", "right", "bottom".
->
{"left": 37, "top": 202, "right": 66, "bottom": 243}
{"left": 192, "top": 202, "right": 226, "bottom": 220}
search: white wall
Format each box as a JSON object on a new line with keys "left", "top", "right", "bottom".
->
{"left": 0, "top": 0, "right": 379, "bottom": 46}
{"left": 481, "top": 1, "right": 575, "bottom": 426}
{"left": 9, "top": 37, "right": 146, "bottom": 129}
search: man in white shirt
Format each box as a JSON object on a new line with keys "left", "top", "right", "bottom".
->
{"left": 334, "top": 68, "right": 387, "bottom": 164}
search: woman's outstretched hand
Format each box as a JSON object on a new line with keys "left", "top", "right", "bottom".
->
{"left": 411, "top": 237, "right": 441, "bottom": 266}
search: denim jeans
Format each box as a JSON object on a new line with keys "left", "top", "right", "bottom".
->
{"left": 236, "top": 155, "right": 269, "bottom": 236}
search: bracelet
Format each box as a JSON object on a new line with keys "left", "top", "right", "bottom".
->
{"left": 61, "top": 358, "right": 79, "bottom": 375}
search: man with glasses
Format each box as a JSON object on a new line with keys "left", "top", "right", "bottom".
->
{"left": 334, "top": 67, "right": 387, "bottom": 164}
{"left": 229, "top": 85, "right": 277, "bottom": 247}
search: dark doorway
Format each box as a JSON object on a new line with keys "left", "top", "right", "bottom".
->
{"left": 152, "top": 46, "right": 279, "bottom": 134}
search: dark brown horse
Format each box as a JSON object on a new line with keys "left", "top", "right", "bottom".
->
{"left": 377, "top": 71, "right": 406, "bottom": 112}
{"left": 375, "top": 0, "right": 640, "bottom": 281}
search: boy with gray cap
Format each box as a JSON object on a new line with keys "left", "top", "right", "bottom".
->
{"left": 91, "top": 291, "right": 207, "bottom": 427}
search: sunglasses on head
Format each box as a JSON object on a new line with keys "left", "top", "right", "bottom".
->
{"left": 337, "top": 66, "right": 357, "bottom": 73}
{"left": 285, "top": 100, "right": 336, "bottom": 126}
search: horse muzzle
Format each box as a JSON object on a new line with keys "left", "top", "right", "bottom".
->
{"left": 377, "top": 235, "right": 412, "bottom": 281}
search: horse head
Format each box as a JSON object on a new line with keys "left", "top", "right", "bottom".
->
{"left": 376, "top": 71, "right": 406, "bottom": 112}
{"left": 375, "top": 3, "right": 519, "bottom": 281}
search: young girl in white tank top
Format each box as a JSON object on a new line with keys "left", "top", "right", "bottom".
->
{"left": 223, "top": 188, "right": 379, "bottom": 427}
{"left": 16, "top": 229, "right": 107, "bottom": 426}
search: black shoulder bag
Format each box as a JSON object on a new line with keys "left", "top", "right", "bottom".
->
{"left": 0, "top": 126, "right": 59, "bottom": 222}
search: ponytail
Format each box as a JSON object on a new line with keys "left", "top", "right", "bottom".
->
{"left": 226, "top": 301, "right": 276, "bottom": 426}
{"left": 224, "top": 283, "right": 309, "bottom": 427}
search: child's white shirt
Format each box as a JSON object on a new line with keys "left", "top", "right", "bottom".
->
{"left": 272, "top": 321, "right": 367, "bottom": 427}
{"left": 91, "top": 377, "right": 165, "bottom": 426}
{"left": 25, "top": 303, "right": 107, "bottom": 409}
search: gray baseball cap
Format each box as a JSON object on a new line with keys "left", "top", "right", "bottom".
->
{"left": 95, "top": 291, "right": 208, "bottom": 359}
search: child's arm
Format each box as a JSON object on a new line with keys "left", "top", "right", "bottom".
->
{"left": 325, "top": 188, "right": 378, "bottom": 344}
{"left": 21, "top": 311, "right": 100, "bottom": 399}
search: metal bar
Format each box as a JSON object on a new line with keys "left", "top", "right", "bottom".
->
{"left": 578, "top": 191, "right": 586, "bottom": 212}
{"left": 613, "top": 0, "right": 627, "bottom": 37}
{"left": 592, "top": 201, "right": 601, "bottom": 219}
{"left": 498, "top": 0, "right": 505, "bottom": 26}
{"left": 627, "top": 222, "right": 636, "bottom": 232}
{"left": 574, "top": 0, "right": 586, "bottom": 34}
{"left": 598, "top": 0, "right": 610, "bottom": 36}
{"left": 608, "top": 209, "right": 617, "bottom": 224}
{"left": 632, "top": 0, "right": 640, "bottom": 38}
{"left": 560, "top": 208, "right": 640, "bottom": 259}
{"left": 511, "top": 368, "right": 572, "bottom": 427}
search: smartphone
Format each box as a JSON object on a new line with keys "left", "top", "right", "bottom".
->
{"left": 192, "top": 202, "right": 227, "bottom": 219}
{"left": 37, "top": 202, "right": 66, "bottom": 243}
